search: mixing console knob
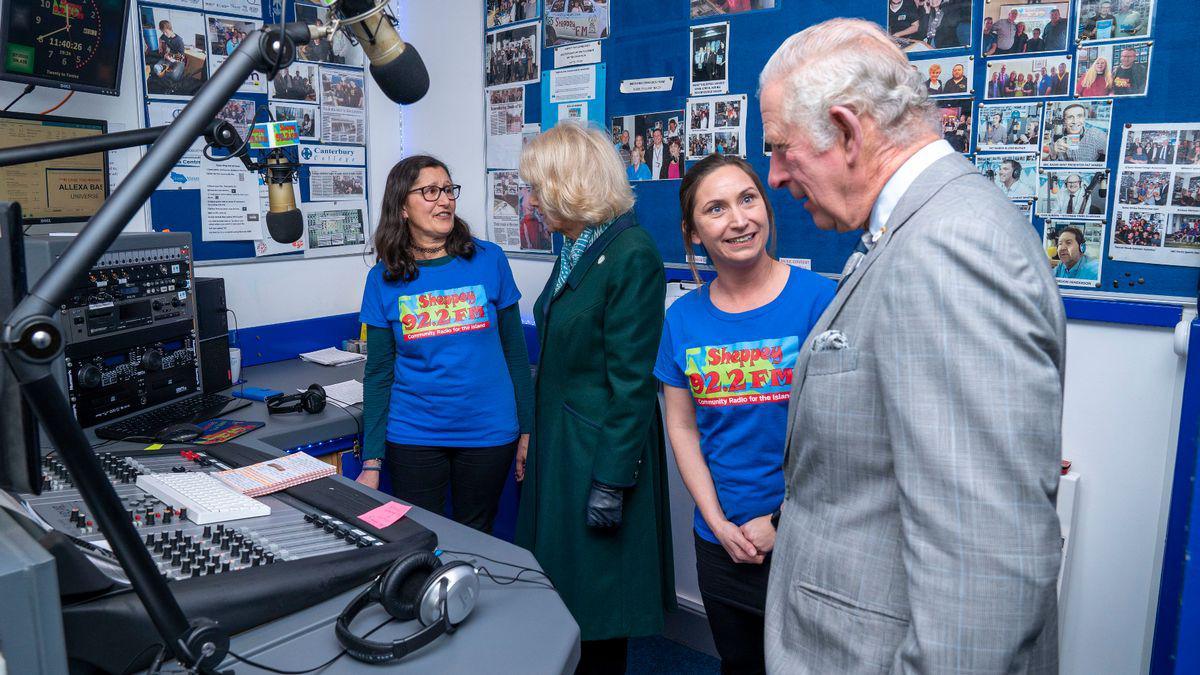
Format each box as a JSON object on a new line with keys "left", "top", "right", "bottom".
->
{"left": 172, "top": 296, "right": 183, "bottom": 308}
{"left": 141, "top": 349, "right": 163, "bottom": 372}
{"left": 78, "top": 365, "right": 102, "bottom": 389}
{"left": 152, "top": 300, "right": 163, "bottom": 311}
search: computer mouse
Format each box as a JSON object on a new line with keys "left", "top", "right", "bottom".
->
{"left": 155, "top": 423, "right": 204, "bottom": 444}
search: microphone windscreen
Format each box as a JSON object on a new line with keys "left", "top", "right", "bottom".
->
{"left": 370, "top": 45, "right": 429, "bottom": 105}
{"left": 266, "top": 209, "right": 304, "bottom": 244}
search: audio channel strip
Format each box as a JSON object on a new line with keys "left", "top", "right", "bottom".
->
{"left": 23, "top": 233, "right": 202, "bottom": 428}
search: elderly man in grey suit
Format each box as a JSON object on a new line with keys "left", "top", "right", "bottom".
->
{"left": 758, "top": 18, "right": 1064, "bottom": 674}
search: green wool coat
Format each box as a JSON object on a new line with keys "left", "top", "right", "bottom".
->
{"left": 515, "top": 212, "right": 676, "bottom": 642}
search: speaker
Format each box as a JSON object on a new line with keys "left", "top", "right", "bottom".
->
{"left": 199, "top": 335, "right": 232, "bottom": 393}
{"left": 194, "top": 277, "right": 228, "bottom": 340}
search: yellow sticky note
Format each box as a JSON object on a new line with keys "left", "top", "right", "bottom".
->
{"left": 145, "top": 443, "right": 164, "bottom": 451}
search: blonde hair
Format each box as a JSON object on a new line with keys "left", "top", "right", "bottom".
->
{"left": 1080, "top": 57, "right": 1113, "bottom": 91}
{"left": 519, "top": 122, "right": 635, "bottom": 226}
{"left": 759, "top": 18, "right": 939, "bottom": 152}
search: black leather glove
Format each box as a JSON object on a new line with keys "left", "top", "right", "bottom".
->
{"left": 585, "top": 480, "right": 624, "bottom": 529}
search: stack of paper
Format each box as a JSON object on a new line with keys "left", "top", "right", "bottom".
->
{"left": 299, "top": 347, "right": 367, "bottom": 366}
{"left": 213, "top": 452, "right": 336, "bottom": 497}
{"left": 301, "top": 379, "right": 363, "bottom": 407}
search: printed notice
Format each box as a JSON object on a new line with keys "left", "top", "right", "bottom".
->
{"left": 684, "top": 337, "right": 799, "bottom": 407}
{"left": 308, "top": 166, "right": 365, "bottom": 201}
{"left": 301, "top": 200, "right": 368, "bottom": 258}
{"left": 201, "top": 156, "right": 258, "bottom": 241}
{"left": 554, "top": 40, "right": 602, "bottom": 68}
{"left": 620, "top": 76, "right": 674, "bottom": 94}
{"left": 397, "top": 285, "right": 491, "bottom": 341}
{"left": 549, "top": 64, "right": 597, "bottom": 103}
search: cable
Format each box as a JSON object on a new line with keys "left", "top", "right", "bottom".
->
{"left": 38, "top": 90, "right": 73, "bottom": 115}
{"left": 225, "top": 616, "right": 394, "bottom": 674}
{"left": 476, "top": 565, "right": 557, "bottom": 591}
{"left": 437, "top": 548, "right": 553, "bottom": 583}
{"left": 324, "top": 396, "right": 364, "bottom": 441}
{"left": 225, "top": 307, "right": 241, "bottom": 349}
{"left": 3, "top": 83, "right": 35, "bottom": 111}
{"left": 119, "top": 643, "right": 165, "bottom": 675}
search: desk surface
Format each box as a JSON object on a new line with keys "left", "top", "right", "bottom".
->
{"left": 91, "top": 358, "right": 580, "bottom": 674}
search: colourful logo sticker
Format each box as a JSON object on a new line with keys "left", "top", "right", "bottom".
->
{"left": 398, "top": 285, "right": 490, "bottom": 341}
{"left": 684, "top": 336, "right": 799, "bottom": 407}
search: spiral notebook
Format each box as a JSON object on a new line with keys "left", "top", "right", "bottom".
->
{"left": 213, "top": 452, "right": 336, "bottom": 497}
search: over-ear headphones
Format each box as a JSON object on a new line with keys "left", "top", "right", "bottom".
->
{"left": 266, "top": 384, "right": 327, "bottom": 415}
{"left": 335, "top": 551, "right": 479, "bottom": 664}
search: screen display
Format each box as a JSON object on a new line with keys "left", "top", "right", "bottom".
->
{"left": 0, "top": 0, "right": 130, "bottom": 96}
{"left": 0, "top": 112, "right": 108, "bottom": 225}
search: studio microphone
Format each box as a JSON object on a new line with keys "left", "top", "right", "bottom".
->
{"left": 336, "top": 0, "right": 430, "bottom": 104}
{"left": 263, "top": 150, "right": 303, "bottom": 244}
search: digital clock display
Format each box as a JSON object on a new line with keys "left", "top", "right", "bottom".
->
{"left": 0, "top": 0, "right": 129, "bottom": 96}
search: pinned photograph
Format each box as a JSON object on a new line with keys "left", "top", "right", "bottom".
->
{"left": 687, "top": 94, "right": 748, "bottom": 160}
{"left": 320, "top": 69, "right": 365, "bottom": 110}
{"left": 1075, "top": 41, "right": 1151, "bottom": 98}
{"left": 544, "top": 0, "right": 610, "bottom": 47}
{"left": 611, "top": 110, "right": 686, "bottom": 181}
{"left": 976, "top": 153, "right": 1039, "bottom": 200}
{"left": 1167, "top": 214, "right": 1200, "bottom": 250}
{"left": 1076, "top": 0, "right": 1154, "bottom": 42}
{"left": 977, "top": 102, "right": 1043, "bottom": 152}
{"left": 1037, "top": 169, "right": 1109, "bottom": 217}
{"left": 935, "top": 98, "right": 973, "bottom": 153}
{"left": 1043, "top": 219, "right": 1104, "bottom": 286}
{"left": 270, "top": 103, "right": 320, "bottom": 141}
{"left": 294, "top": 3, "right": 363, "bottom": 66}
{"left": 1112, "top": 208, "right": 1164, "bottom": 247}
{"left": 487, "top": 0, "right": 541, "bottom": 30}
{"left": 206, "top": 15, "right": 263, "bottom": 92}
{"left": 888, "top": 0, "right": 974, "bottom": 52}
{"left": 270, "top": 63, "right": 319, "bottom": 102}
{"left": 690, "top": 22, "right": 729, "bottom": 96}
{"left": 215, "top": 98, "right": 256, "bottom": 140}
{"left": 488, "top": 170, "right": 552, "bottom": 253}
{"left": 1171, "top": 173, "right": 1200, "bottom": 207}
{"left": 984, "top": 55, "right": 1073, "bottom": 99}
{"left": 1122, "top": 127, "right": 1176, "bottom": 165}
{"left": 692, "top": 0, "right": 776, "bottom": 18}
{"left": 1040, "top": 100, "right": 1111, "bottom": 167}
{"left": 1176, "top": 131, "right": 1200, "bottom": 167}
{"left": 981, "top": 2, "right": 1072, "bottom": 56}
{"left": 140, "top": 6, "right": 208, "bottom": 98}
{"left": 910, "top": 55, "right": 974, "bottom": 96}
{"left": 1118, "top": 169, "right": 1170, "bottom": 206}
{"left": 486, "top": 22, "right": 541, "bottom": 87}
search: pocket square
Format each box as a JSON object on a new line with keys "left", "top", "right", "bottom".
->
{"left": 812, "top": 329, "right": 849, "bottom": 352}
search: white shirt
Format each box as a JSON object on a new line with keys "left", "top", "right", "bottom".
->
{"left": 866, "top": 139, "right": 955, "bottom": 248}
{"left": 651, "top": 143, "right": 664, "bottom": 177}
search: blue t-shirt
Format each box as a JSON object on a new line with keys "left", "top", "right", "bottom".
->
{"left": 654, "top": 266, "right": 835, "bottom": 544}
{"left": 1054, "top": 256, "right": 1100, "bottom": 280}
{"left": 359, "top": 239, "right": 521, "bottom": 447}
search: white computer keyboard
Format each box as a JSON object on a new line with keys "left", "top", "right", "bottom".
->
{"left": 137, "top": 472, "right": 271, "bottom": 525}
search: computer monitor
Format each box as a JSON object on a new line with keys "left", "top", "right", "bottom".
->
{"left": 0, "top": 201, "right": 41, "bottom": 494}
{"left": 0, "top": 111, "right": 109, "bottom": 227}
{"left": 0, "top": 0, "right": 130, "bottom": 97}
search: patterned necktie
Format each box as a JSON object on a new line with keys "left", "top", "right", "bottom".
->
{"left": 837, "top": 237, "right": 872, "bottom": 290}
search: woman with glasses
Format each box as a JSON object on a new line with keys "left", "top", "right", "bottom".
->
{"left": 356, "top": 155, "right": 533, "bottom": 534}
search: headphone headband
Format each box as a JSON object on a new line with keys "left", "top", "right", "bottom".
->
{"left": 335, "top": 553, "right": 478, "bottom": 664}
{"left": 266, "top": 383, "right": 327, "bottom": 415}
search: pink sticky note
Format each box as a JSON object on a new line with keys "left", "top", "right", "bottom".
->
{"left": 358, "top": 501, "right": 411, "bottom": 529}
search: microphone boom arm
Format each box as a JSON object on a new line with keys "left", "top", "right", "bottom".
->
{"left": 0, "top": 23, "right": 319, "bottom": 674}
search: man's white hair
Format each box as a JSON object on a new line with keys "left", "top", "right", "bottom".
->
{"left": 759, "top": 18, "right": 939, "bottom": 151}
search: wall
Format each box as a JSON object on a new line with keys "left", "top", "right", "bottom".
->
{"left": 0, "top": 4, "right": 403, "bottom": 329}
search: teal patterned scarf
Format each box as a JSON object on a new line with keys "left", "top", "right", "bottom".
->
{"left": 553, "top": 220, "right": 611, "bottom": 295}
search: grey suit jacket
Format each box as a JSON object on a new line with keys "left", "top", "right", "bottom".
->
{"left": 765, "top": 153, "right": 1065, "bottom": 674}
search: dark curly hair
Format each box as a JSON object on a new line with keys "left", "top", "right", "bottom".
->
{"left": 375, "top": 155, "right": 475, "bottom": 282}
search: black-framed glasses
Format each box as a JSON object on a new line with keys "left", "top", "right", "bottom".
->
{"left": 409, "top": 184, "right": 462, "bottom": 201}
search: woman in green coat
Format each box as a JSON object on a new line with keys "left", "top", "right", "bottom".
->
{"left": 515, "top": 122, "right": 675, "bottom": 674}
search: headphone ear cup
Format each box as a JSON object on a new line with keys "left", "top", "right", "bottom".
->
{"left": 379, "top": 551, "right": 442, "bottom": 621}
{"left": 302, "top": 384, "right": 326, "bottom": 414}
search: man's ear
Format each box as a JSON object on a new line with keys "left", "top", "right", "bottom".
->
{"left": 828, "top": 105, "right": 864, "bottom": 166}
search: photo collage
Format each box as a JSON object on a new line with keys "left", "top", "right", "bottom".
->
{"left": 1110, "top": 124, "right": 1200, "bottom": 268}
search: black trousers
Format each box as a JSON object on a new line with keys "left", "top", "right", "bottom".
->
{"left": 384, "top": 439, "right": 516, "bottom": 533}
{"left": 576, "top": 637, "right": 628, "bottom": 675}
{"left": 694, "top": 532, "right": 771, "bottom": 675}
